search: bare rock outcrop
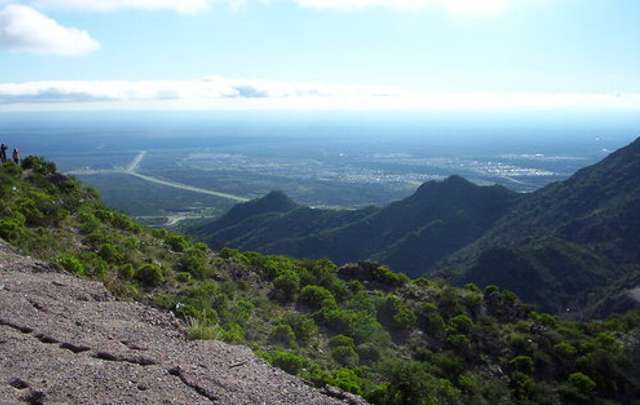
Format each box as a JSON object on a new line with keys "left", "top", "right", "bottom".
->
{"left": 0, "top": 242, "right": 367, "bottom": 404}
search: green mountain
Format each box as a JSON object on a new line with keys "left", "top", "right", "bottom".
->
{"left": 191, "top": 175, "right": 518, "bottom": 277}
{"left": 190, "top": 137, "right": 640, "bottom": 317}
{"left": 1, "top": 155, "right": 640, "bottom": 403}
{"left": 446, "top": 136, "right": 640, "bottom": 315}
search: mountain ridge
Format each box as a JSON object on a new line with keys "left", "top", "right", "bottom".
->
{"left": 190, "top": 175, "right": 518, "bottom": 277}
{"left": 445, "top": 136, "right": 640, "bottom": 314}
{"left": 189, "top": 137, "right": 640, "bottom": 316}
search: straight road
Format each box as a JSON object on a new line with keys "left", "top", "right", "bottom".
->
{"left": 66, "top": 151, "right": 249, "bottom": 203}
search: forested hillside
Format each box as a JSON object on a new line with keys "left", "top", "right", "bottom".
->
{"left": 1, "top": 156, "right": 640, "bottom": 404}
{"left": 447, "top": 136, "right": 640, "bottom": 315}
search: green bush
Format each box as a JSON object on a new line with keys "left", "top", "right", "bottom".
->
{"left": 373, "top": 265, "right": 409, "bottom": 287}
{"left": 58, "top": 255, "right": 86, "bottom": 275}
{"left": 270, "top": 324, "right": 297, "bottom": 348}
{"left": 330, "top": 335, "right": 355, "bottom": 349}
{"left": 331, "top": 345, "right": 359, "bottom": 367}
{"left": 21, "top": 156, "right": 56, "bottom": 175}
{"left": 178, "top": 249, "right": 210, "bottom": 279}
{"left": 166, "top": 234, "right": 190, "bottom": 252}
{"left": 0, "top": 217, "right": 27, "bottom": 244}
{"left": 99, "top": 243, "right": 124, "bottom": 264}
{"left": 510, "top": 355, "right": 535, "bottom": 375}
{"left": 431, "top": 351, "right": 465, "bottom": 380}
{"left": 510, "top": 371, "right": 538, "bottom": 401}
{"left": 332, "top": 368, "right": 364, "bottom": 395}
{"left": 449, "top": 314, "right": 473, "bottom": 334}
{"left": 2, "top": 161, "right": 22, "bottom": 176}
{"left": 281, "top": 313, "right": 317, "bottom": 345}
{"left": 300, "top": 285, "right": 336, "bottom": 310}
{"left": 568, "top": 372, "right": 596, "bottom": 395}
{"left": 447, "top": 334, "right": 471, "bottom": 351}
{"left": 273, "top": 271, "right": 300, "bottom": 301}
{"left": 219, "top": 248, "right": 250, "bottom": 265}
{"left": 135, "top": 264, "right": 165, "bottom": 287}
{"left": 554, "top": 342, "right": 577, "bottom": 358}
{"left": 357, "top": 343, "right": 381, "bottom": 364}
{"left": 378, "top": 295, "right": 417, "bottom": 332}
{"left": 186, "top": 317, "right": 220, "bottom": 340}
{"left": 118, "top": 263, "right": 135, "bottom": 280}
{"left": 321, "top": 308, "right": 388, "bottom": 344}
{"left": 263, "top": 351, "right": 306, "bottom": 375}
{"left": 221, "top": 322, "right": 245, "bottom": 344}
{"left": 382, "top": 359, "right": 461, "bottom": 405}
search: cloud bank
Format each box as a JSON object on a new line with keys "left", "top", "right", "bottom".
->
{"left": 0, "top": 4, "right": 99, "bottom": 54}
{"left": 0, "top": 76, "right": 403, "bottom": 103}
{"left": 0, "top": 77, "right": 638, "bottom": 111}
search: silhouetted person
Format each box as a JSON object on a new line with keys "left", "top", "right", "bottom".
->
{"left": 0, "top": 144, "right": 7, "bottom": 163}
{"left": 12, "top": 149, "right": 19, "bottom": 165}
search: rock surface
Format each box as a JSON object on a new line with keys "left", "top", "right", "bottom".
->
{"left": 0, "top": 242, "right": 367, "bottom": 404}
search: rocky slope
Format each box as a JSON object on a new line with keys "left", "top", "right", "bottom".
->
{"left": 0, "top": 241, "right": 365, "bottom": 405}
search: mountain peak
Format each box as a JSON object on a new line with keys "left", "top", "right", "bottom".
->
{"left": 211, "top": 190, "right": 297, "bottom": 227}
{"left": 414, "top": 175, "right": 475, "bottom": 197}
{"left": 260, "top": 190, "right": 296, "bottom": 208}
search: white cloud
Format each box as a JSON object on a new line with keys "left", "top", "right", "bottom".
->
{"left": 0, "top": 76, "right": 404, "bottom": 104}
{"left": 0, "top": 4, "right": 99, "bottom": 54}
{"left": 32, "top": 0, "right": 224, "bottom": 13}
{"left": 293, "top": 0, "right": 511, "bottom": 16}
{"left": 0, "top": 77, "right": 638, "bottom": 112}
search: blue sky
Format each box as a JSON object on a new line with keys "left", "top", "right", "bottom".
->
{"left": 1, "top": 0, "right": 639, "bottom": 110}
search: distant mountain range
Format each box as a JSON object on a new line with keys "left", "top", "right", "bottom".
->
{"left": 189, "top": 137, "right": 640, "bottom": 316}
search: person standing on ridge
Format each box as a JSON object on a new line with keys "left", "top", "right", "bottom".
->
{"left": 0, "top": 144, "right": 7, "bottom": 163}
{"left": 12, "top": 149, "right": 20, "bottom": 165}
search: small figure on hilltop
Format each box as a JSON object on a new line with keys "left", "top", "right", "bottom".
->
{"left": 12, "top": 149, "right": 20, "bottom": 165}
{"left": 0, "top": 144, "right": 7, "bottom": 163}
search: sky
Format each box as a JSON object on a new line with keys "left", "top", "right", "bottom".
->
{"left": 1, "top": 0, "right": 639, "bottom": 111}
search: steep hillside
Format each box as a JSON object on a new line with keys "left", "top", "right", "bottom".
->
{"left": 446, "top": 137, "right": 640, "bottom": 314}
{"left": 191, "top": 176, "right": 518, "bottom": 276}
{"left": 0, "top": 242, "right": 358, "bottom": 404}
{"left": 2, "top": 155, "right": 640, "bottom": 404}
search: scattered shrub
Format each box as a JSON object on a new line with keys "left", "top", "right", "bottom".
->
{"left": 378, "top": 295, "right": 417, "bottom": 332}
{"left": 270, "top": 324, "right": 297, "bottom": 348}
{"left": 331, "top": 345, "right": 359, "bottom": 367}
{"left": 21, "top": 156, "right": 56, "bottom": 175}
{"left": 58, "top": 255, "right": 86, "bottom": 275}
{"left": 273, "top": 271, "right": 300, "bottom": 301}
{"left": 186, "top": 317, "right": 220, "bottom": 340}
{"left": 135, "top": 264, "right": 165, "bottom": 287}
{"left": 510, "top": 355, "right": 535, "bottom": 375}
{"left": 300, "top": 285, "right": 336, "bottom": 310}
{"left": 262, "top": 351, "right": 306, "bottom": 375}
{"left": 568, "top": 372, "right": 596, "bottom": 395}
